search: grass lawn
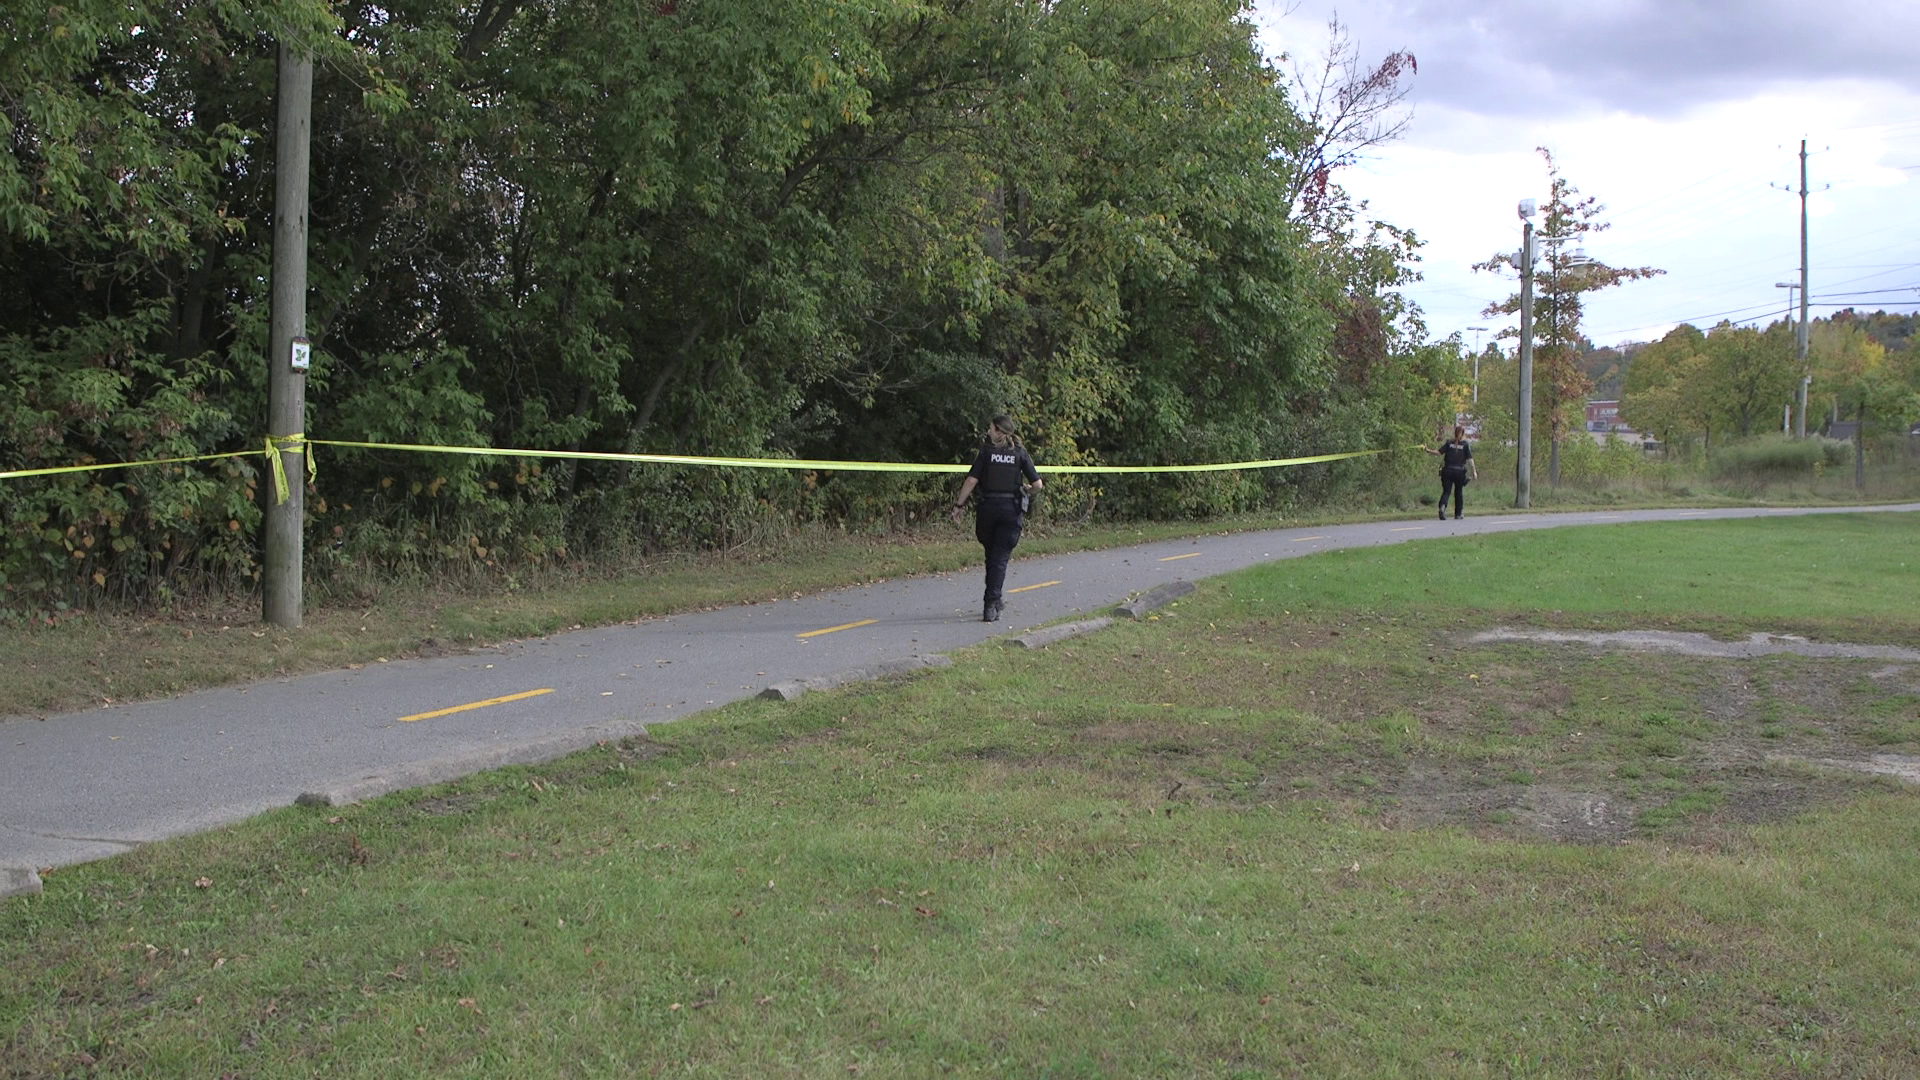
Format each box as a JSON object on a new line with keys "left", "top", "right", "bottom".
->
{"left": 3, "top": 514, "right": 1919, "bottom": 1077}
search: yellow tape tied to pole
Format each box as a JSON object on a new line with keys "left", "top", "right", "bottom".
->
{"left": 264, "top": 433, "right": 316, "bottom": 505}
{"left": 0, "top": 450, "right": 257, "bottom": 483}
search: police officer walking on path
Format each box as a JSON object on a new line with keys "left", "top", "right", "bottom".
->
{"left": 950, "top": 415, "right": 1043, "bottom": 622}
{"left": 1425, "top": 424, "right": 1476, "bottom": 520}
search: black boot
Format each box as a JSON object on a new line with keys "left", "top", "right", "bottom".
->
{"left": 983, "top": 602, "right": 1001, "bottom": 622}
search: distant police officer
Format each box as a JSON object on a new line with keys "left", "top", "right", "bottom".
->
{"left": 950, "top": 415, "right": 1043, "bottom": 622}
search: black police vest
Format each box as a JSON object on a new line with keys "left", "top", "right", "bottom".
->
{"left": 980, "top": 444, "right": 1024, "bottom": 493}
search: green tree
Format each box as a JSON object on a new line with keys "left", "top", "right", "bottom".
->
{"left": 1810, "top": 321, "right": 1918, "bottom": 488}
{"left": 1620, "top": 324, "right": 1711, "bottom": 452}
{"left": 0, "top": 0, "right": 348, "bottom": 609}
{"left": 1, "top": 0, "right": 1440, "bottom": 611}
{"left": 1700, "top": 320, "right": 1798, "bottom": 439}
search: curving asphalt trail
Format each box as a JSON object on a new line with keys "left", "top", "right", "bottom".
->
{"left": 3, "top": 502, "right": 1915, "bottom": 885}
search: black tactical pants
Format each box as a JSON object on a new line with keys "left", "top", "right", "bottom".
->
{"left": 975, "top": 494, "right": 1024, "bottom": 606}
{"left": 1440, "top": 469, "right": 1468, "bottom": 517}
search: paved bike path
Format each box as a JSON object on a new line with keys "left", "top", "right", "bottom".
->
{"left": 4, "top": 503, "right": 1914, "bottom": 885}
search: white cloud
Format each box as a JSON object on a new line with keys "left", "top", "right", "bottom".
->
{"left": 1254, "top": 2, "right": 1920, "bottom": 347}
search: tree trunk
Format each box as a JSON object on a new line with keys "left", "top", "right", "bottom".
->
{"left": 174, "top": 242, "right": 215, "bottom": 359}
{"left": 559, "top": 381, "right": 593, "bottom": 495}
{"left": 614, "top": 317, "right": 706, "bottom": 486}
{"left": 1855, "top": 402, "right": 1867, "bottom": 491}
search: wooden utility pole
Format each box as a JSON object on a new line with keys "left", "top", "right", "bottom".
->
{"left": 264, "top": 40, "right": 312, "bottom": 628}
{"left": 1795, "top": 139, "right": 1811, "bottom": 438}
{"left": 1515, "top": 204, "right": 1536, "bottom": 509}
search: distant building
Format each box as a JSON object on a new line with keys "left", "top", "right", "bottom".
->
{"left": 1584, "top": 399, "right": 1626, "bottom": 433}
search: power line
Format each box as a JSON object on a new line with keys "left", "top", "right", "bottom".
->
{"left": 1590, "top": 298, "right": 1789, "bottom": 338}
{"left": 1599, "top": 163, "right": 1803, "bottom": 256}
{"left": 1603, "top": 162, "right": 1756, "bottom": 225}
{"left": 1829, "top": 116, "right": 1920, "bottom": 135}
{"left": 1590, "top": 292, "right": 1920, "bottom": 343}
{"left": 1819, "top": 265, "right": 1920, "bottom": 290}
{"left": 1587, "top": 282, "right": 1920, "bottom": 341}
{"left": 1816, "top": 284, "right": 1920, "bottom": 297}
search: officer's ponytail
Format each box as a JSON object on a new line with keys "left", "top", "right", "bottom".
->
{"left": 988, "top": 414, "right": 1024, "bottom": 451}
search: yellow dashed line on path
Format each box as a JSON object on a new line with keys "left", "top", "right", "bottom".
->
{"left": 400, "top": 688, "right": 554, "bottom": 723}
{"left": 1158, "top": 552, "right": 1203, "bottom": 562}
{"left": 1009, "top": 580, "right": 1062, "bottom": 593}
{"left": 797, "top": 618, "right": 879, "bottom": 639}
{"left": 1390, "top": 526, "right": 1425, "bottom": 532}
{"left": 1291, "top": 535, "right": 1327, "bottom": 542}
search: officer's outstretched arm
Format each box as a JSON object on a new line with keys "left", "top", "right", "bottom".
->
{"left": 950, "top": 476, "right": 979, "bottom": 521}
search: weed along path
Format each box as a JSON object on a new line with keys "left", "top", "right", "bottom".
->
{"left": 3, "top": 502, "right": 1916, "bottom": 884}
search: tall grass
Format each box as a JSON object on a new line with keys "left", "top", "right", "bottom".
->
{"left": 1708, "top": 435, "right": 1853, "bottom": 479}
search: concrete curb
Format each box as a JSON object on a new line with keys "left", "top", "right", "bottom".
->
{"left": 1115, "top": 579, "right": 1195, "bottom": 619}
{"left": 294, "top": 718, "right": 653, "bottom": 808}
{"left": 2, "top": 867, "right": 42, "bottom": 899}
{"left": 1009, "top": 618, "right": 1113, "bottom": 649}
{"left": 759, "top": 654, "right": 953, "bottom": 702}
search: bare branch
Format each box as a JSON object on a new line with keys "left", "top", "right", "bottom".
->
{"left": 1282, "top": 15, "right": 1417, "bottom": 228}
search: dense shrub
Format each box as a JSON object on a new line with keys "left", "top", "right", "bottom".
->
{"left": 1555, "top": 434, "right": 1654, "bottom": 486}
{"left": 1710, "top": 436, "right": 1852, "bottom": 478}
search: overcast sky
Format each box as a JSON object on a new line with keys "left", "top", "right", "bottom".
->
{"left": 1251, "top": 0, "right": 1920, "bottom": 351}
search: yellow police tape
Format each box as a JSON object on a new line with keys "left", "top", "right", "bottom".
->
{"left": 264, "top": 434, "right": 317, "bottom": 505}
{"left": 0, "top": 436, "right": 316, "bottom": 504}
{"left": 307, "top": 439, "right": 1385, "bottom": 475}
{"left": 2, "top": 437, "right": 1390, "bottom": 494}
{"left": 0, "top": 449, "right": 257, "bottom": 483}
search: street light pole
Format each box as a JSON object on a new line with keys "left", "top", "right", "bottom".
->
{"left": 1775, "top": 280, "right": 1799, "bottom": 435}
{"left": 1774, "top": 281, "right": 1796, "bottom": 329}
{"left": 1515, "top": 201, "right": 1536, "bottom": 510}
{"left": 1467, "top": 326, "right": 1487, "bottom": 404}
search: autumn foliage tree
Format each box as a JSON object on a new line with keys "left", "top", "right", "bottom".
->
{"left": 1475, "top": 149, "right": 1662, "bottom": 485}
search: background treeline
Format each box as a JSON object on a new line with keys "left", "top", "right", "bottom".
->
{"left": 1, "top": 0, "right": 1461, "bottom": 615}
{"left": 1620, "top": 310, "right": 1918, "bottom": 450}
{"left": 1464, "top": 307, "right": 1919, "bottom": 492}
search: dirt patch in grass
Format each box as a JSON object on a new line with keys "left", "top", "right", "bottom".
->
{"left": 1417, "top": 641, "right": 1916, "bottom": 844}
{"left": 1058, "top": 618, "right": 1920, "bottom": 847}
{"left": 410, "top": 794, "right": 479, "bottom": 816}
{"left": 1472, "top": 626, "right": 1920, "bottom": 661}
